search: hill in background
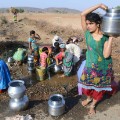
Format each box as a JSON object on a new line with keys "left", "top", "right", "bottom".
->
{"left": 0, "top": 7, "right": 80, "bottom": 13}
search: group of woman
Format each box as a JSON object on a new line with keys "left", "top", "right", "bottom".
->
{"left": 27, "top": 29, "right": 82, "bottom": 78}
{"left": 52, "top": 36, "right": 81, "bottom": 77}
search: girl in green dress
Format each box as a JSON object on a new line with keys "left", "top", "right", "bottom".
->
{"left": 80, "top": 4, "right": 115, "bottom": 115}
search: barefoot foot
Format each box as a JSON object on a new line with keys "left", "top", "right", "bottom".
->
{"left": 81, "top": 98, "right": 92, "bottom": 107}
{"left": 60, "top": 74, "right": 65, "bottom": 78}
{"left": 88, "top": 105, "right": 96, "bottom": 115}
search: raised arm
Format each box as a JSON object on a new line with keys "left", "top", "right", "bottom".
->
{"left": 35, "top": 33, "right": 41, "bottom": 40}
{"left": 80, "top": 4, "right": 108, "bottom": 32}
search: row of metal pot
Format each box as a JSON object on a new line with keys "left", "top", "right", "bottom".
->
{"left": 8, "top": 80, "right": 65, "bottom": 116}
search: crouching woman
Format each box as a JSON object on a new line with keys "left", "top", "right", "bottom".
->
{"left": 0, "top": 59, "right": 11, "bottom": 93}
{"left": 55, "top": 43, "right": 74, "bottom": 77}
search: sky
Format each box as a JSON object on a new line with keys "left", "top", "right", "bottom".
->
{"left": 0, "top": 0, "right": 119, "bottom": 12}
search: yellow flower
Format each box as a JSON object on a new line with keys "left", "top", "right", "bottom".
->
{"left": 98, "top": 56, "right": 102, "bottom": 62}
{"left": 81, "top": 74, "right": 86, "bottom": 81}
{"left": 94, "top": 77, "right": 100, "bottom": 84}
{"left": 92, "top": 63, "right": 95, "bottom": 68}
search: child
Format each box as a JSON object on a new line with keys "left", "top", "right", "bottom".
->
{"left": 36, "top": 47, "right": 49, "bottom": 81}
{"left": 40, "top": 47, "right": 49, "bottom": 68}
{"left": 55, "top": 43, "right": 66, "bottom": 66}
{"left": 28, "top": 30, "right": 41, "bottom": 65}
{"left": 13, "top": 11, "right": 17, "bottom": 22}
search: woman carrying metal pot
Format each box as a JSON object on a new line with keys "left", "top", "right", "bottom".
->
{"left": 79, "top": 3, "right": 118, "bottom": 115}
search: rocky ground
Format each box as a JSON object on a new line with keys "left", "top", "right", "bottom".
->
{"left": 0, "top": 14, "right": 120, "bottom": 120}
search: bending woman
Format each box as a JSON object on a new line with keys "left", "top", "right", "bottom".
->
{"left": 0, "top": 59, "right": 11, "bottom": 93}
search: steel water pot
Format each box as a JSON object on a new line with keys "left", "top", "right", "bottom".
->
{"left": 9, "top": 95, "right": 29, "bottom": 111}
{"left": 28, "top": 55, "right": 34, "bottom": 61}
{"left": 8, "top": 80, "right": 26, "bottom": 99}
{"left": 48, "top": 94, "right": 65, "bottom": 116}
{"left": 7, "top": 57, "right": 14, "bottom": 63}
{"left": 54, "top": 65, "right": 63, "bottom": 73}
{"left": 101, "top": 8, "right": 120, "bottom": 36}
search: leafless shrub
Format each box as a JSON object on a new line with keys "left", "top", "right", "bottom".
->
{"left": 23, "top": 18, "right": 83, "bottom": 40}
{"left": 0, "top": 16, "right": 8, "bottom": 24}
{"left": 37, "top": 20, "right": 83, "bottom": 39}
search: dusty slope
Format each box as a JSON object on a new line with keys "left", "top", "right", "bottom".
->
{"left": 0, "top": 13, "right": 120, "bottom": 120}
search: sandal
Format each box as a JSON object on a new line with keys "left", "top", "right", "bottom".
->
{"left": 81, "top": 98, "right": 92, "bottom": 107}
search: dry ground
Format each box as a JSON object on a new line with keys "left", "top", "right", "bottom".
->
{"left": 0, "top": 12, "right": 120, "bottom": 120}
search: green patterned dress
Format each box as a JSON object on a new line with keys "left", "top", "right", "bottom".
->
{"left": 79, "top": 31, "right": 113, "bottom": 92}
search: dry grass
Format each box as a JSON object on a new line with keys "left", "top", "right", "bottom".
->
{"left": 0, "top": 13, "right": 85, "bottom": 45}
{"left": 0, "top": 16, "right": 8, "bottom": 25}
{"left": 23, "top": 17, "right": 83, "bottom": 40}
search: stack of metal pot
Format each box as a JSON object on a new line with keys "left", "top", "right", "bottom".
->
{"left": 48, "top": 94, "right": 65, "bottom": 116}
{"left": 7, "top": 57, "right": 14, "bottom": 66}
{"left": 27, "top": 55, "right": 35, "bottom": 72}
{"left": 101, "top": 8, "right": 120, "bottom": 36}
{"left": 8, "top": 80, "right": 29, "bottom": 111}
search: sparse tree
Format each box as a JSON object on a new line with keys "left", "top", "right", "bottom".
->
{"left": 19, "top": 9, "right": 24, "bottom": 13}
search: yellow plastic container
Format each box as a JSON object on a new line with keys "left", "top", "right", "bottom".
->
{"left": 36, "top": 66, "right": 46, "bottom": 81}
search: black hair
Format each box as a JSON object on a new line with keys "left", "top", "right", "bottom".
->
{"left": 42, "top": 47, "right": 48, "bottom": 52}
{"left": 86, "top": 13, "right": 101, "bottom": 24}
{"left": 66, "top": 38, "right": 73, "bottom": 44}
{"left": 54, "top": 42, "right": 59, "bottom": 47}
{"left": 74, "top": 39, "right": 79, "bottom": 43}
{"left": 30, "top": 30, "right": 35, "bottom": 35}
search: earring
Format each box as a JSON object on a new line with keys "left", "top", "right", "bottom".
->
{"left": 97, "top": 24, "right": 100, "bottom": 28}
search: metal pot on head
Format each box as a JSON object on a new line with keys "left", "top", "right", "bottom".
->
{"left": 101, "top": 8, "right": 120, "bottom": 36}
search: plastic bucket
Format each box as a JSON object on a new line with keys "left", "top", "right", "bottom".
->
{"left": 36, "top": 66, "right": 46, "bottom": 81}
